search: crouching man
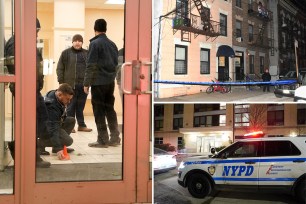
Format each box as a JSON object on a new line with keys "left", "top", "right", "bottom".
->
{"left": 38, "top": 83, "right": 75, "bottom": 160}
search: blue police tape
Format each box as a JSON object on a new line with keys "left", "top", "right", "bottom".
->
{"left": 154, "top": 79, "right": 297, "bottom": 86}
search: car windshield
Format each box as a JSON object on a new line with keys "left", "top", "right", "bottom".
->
{"left": 284, "top": 71, "right": 296, "bottom": 78}
{"left": 154, "top": 148, "right": 170, "bottom": 155}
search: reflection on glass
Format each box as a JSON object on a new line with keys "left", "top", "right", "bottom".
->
{"left": 0, "top": 83, "right": 14, "bottom": 195}
{"left": 1, "top": 0, "right": 14, "bottom": 76}
{"left": 36, "top": 0, "right": 124, "bottom": 182}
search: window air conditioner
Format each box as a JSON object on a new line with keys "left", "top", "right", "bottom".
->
{"left": 236, "top": 37, "right": 243, "bottom": 42}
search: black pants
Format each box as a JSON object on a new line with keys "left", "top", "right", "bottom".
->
{"left": 67, "top": 84, "right": 88, "bottom": 127}
{"left": 91, "top": 82, "right": 120, "bottom": 144}
{"left": 38, "top": 117, "right": 75, "bottom": 152}
{"left": 263, "top": 84, "right": 270, "bottom": 92}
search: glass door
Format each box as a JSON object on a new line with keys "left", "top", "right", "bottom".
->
{"left": 0, "top": 0, "right": 152, "bottom": 203}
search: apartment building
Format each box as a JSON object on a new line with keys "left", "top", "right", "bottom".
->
{"left": 232, "top": 0, "right": 272, "bottom": 80}
{"left": 154, "top": 103, "right": 306, "bottom": 153}
{"left": 154, "top": 0, "right": 233, "bottom": 98}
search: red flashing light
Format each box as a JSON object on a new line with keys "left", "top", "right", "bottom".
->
{"left": 244, "top": 131, "right": 264, "bottom": 137}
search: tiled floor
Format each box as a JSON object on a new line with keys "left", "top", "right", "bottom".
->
{"left": 41, "top": 115, "right": 123, "bottom": 164}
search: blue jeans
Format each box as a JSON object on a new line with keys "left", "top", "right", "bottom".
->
{"left": 91, "top": 82, "right": 120, "bottom": 144}
{"left": 67, "top": 84, "right": 88, "bottom": 127}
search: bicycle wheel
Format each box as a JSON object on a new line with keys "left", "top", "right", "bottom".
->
{"left": 206, "top": 86, "right": 213, "bottom": 94}
{"left": 221, "top": 86, "right": 230, "bottom": 93}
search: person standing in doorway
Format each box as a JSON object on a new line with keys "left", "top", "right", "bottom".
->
{"left": 57, "top": 34, "right": 92, "bottom": 133}
{"left": 262, "top": 68, "right": 271, "bottom": 92}
{"left": 116, "top": 47, "right": 124, "bottom": 103}
{"left": 83, "top": 19, "right": 120, "bottom": 148}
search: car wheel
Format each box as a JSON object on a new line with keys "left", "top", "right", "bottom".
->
{"left": 187, "top": 173, "right": 212, "bottom": 198}
{"left": 296, "top": 180, "right": 306, "bottom": 203}
{"left": 274, "top": 93, "right": 283, "bottom": 98}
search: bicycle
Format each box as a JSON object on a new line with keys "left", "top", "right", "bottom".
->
{"left": 206, "top": 79, "right": 230, "bottom": 94}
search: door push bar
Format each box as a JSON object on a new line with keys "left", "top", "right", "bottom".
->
{"left": 121, "top": 60, "right": 151, "bottom": 95}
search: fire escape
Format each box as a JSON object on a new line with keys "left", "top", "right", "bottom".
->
{"left": 247, "top": 2, "right": 275, "bottom": 56}
{"left": 172, "top": 0, "right": 220, "bottom": 42}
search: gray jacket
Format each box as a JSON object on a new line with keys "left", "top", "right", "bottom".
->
{"left": 57, "top": 47, "right": 88, "bottom": 88}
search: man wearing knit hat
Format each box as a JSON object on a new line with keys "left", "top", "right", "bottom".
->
{"left": 83, "top": 19, "right": 120, "bottom": 148}
{"left": 57, "top": 34, "right": 92, "bottom": 133}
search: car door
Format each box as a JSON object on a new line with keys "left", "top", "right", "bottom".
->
{"left": 258, "top": 140, "right": 303, "bottom": 189}
{"left": 219, "top": 141, "right": 260, "bottom": 186}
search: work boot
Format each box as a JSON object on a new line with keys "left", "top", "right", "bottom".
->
{"left": 36, "top": 157, "right": 51, "bottom": 168}
{"left": 78, "top": 126, "right": 92, "bottom": 132}
{"left": 109, "top": 138, "right": 121, "bottom": 147}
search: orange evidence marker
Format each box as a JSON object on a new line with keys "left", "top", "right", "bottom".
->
{"left": 62, "top": 145, "right": 70, "bottom": 160}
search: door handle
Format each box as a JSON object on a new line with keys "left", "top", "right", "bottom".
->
{"left": 121, "top": 62, "right": 132, "bottom": 94}
{"left": 293, "top": 160, "right": 305, "bottom": 163}
{"left": 245, "top": 161, "right": 256, "bottom": 164}
{"left": 121, "top": 60, "right": 152, "bottom": 95}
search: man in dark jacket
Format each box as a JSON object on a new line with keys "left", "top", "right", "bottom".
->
{"left": 83, "top": 19, "right": 120, "bottom": 148}
{"left": 5, "top": 19, "right": 51, "bottom": 168}
{"left": 38, "top": 83, "right": 75, "bottom": 160}
{"left": 57, "top": 34, "right": 92, "bottom": 133}
{"left": 262, "top": 68, "right": 271, "bottom": 92}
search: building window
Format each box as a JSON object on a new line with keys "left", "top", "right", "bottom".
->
{"left": 194, "top": 115, "right": 225, "bottom": 127}
{"left": 154, "top": 119, "right": 163, "bottom": 131}
{"left": 194, "top": 104, "right": 220, "bottom": 112}
{"left": 220, "top": 14, "right": 227, "bottom": 36}
{"left": 297, "top": 104, "right": 306, "bottom": 125}
{"left": 173, "top": 118, "right": 183, "bottom": 130}
{"left": 248, "top": 24, "right": 253, "bottom": 42}
{"left": 267, "top": 110, "right": 284, "bottom": 126}
{"left": 235, "top": 113, "right": 249, "bottom": 126}
{"left": 194, "top": 116, "right": 205, "bottom": 127}
{"left": 178, "top": 137, "right": 184, "bottom": 149}
{"left": 260, "top": 56, "right": 264, "bottom": 73}
{"left": 175, "top": 45, "right": 187, "bottom": 74}
{"left": 174, "top": 104, "right": 184, "bottom": 115}
{"left": 176, "top": 0, "right": 188, "bottom": 19}
{"left": 249, "top": 55, "right": 254, "bottom": 74}
{"left": 154, "top": 105, "right": 164, "bottom": 117}
{"left": 236, "top": 0, "right": 242, "bottom": 8}
{"left": 235, "top": 20, "right": 242, "bottom": 38}
{"left": 200, "top": 48, "right": 210, "bottom": 74}
{"left": 154, "top": 137, "right": 163, "bottom": 145}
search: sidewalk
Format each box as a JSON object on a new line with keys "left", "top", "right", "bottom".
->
{"left": 155, "top": 86, "right": 294, "bottom": 102}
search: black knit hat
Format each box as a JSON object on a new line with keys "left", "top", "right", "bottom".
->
{"left": 72, "top": 34, "right": 83, "bottom": 43}
{"left": 36, "top": 18, "right": 41, "bottom": 30}
{"left": 94, "top": 19, "right": 107, "bottom": 32}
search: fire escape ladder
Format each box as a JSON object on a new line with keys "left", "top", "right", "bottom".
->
{"left": 256, "top": 21, "right": 267, "bottom": 46}
{"left": 192, "top": 0, "right": 211, "bottom": 32}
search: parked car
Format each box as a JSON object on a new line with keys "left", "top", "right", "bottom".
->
{"left": 294, "top": 85, "right": 306, "bottom": 102}
{"left": 274, "top": 68, "right": 306, "bottom": 98}
{"left": 154, "top": 148, "right": 177, "bottom": 173}
{"left": 178, "top": 136, "right": 306, "bottom": 203}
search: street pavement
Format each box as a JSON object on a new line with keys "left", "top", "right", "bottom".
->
{"left": 154, "top": 168, "right": 300, "bottom": 204}
{"left": 154, "top": 87, "right": 294, "bottom": 103}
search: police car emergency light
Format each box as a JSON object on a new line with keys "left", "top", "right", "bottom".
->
{"left": 243, "top": 131, "right": 264, "bottom": 138}
{"left": 178, "top": 137, "right": 306, "bottom": 203}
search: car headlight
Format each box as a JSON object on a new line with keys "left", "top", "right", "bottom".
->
{"left": 178, "top": 161, "right": 186, "bottom": 169}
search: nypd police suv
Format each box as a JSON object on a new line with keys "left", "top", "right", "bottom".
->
{"left": 178, "top": 136, "right": 306, "bottom": 203}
